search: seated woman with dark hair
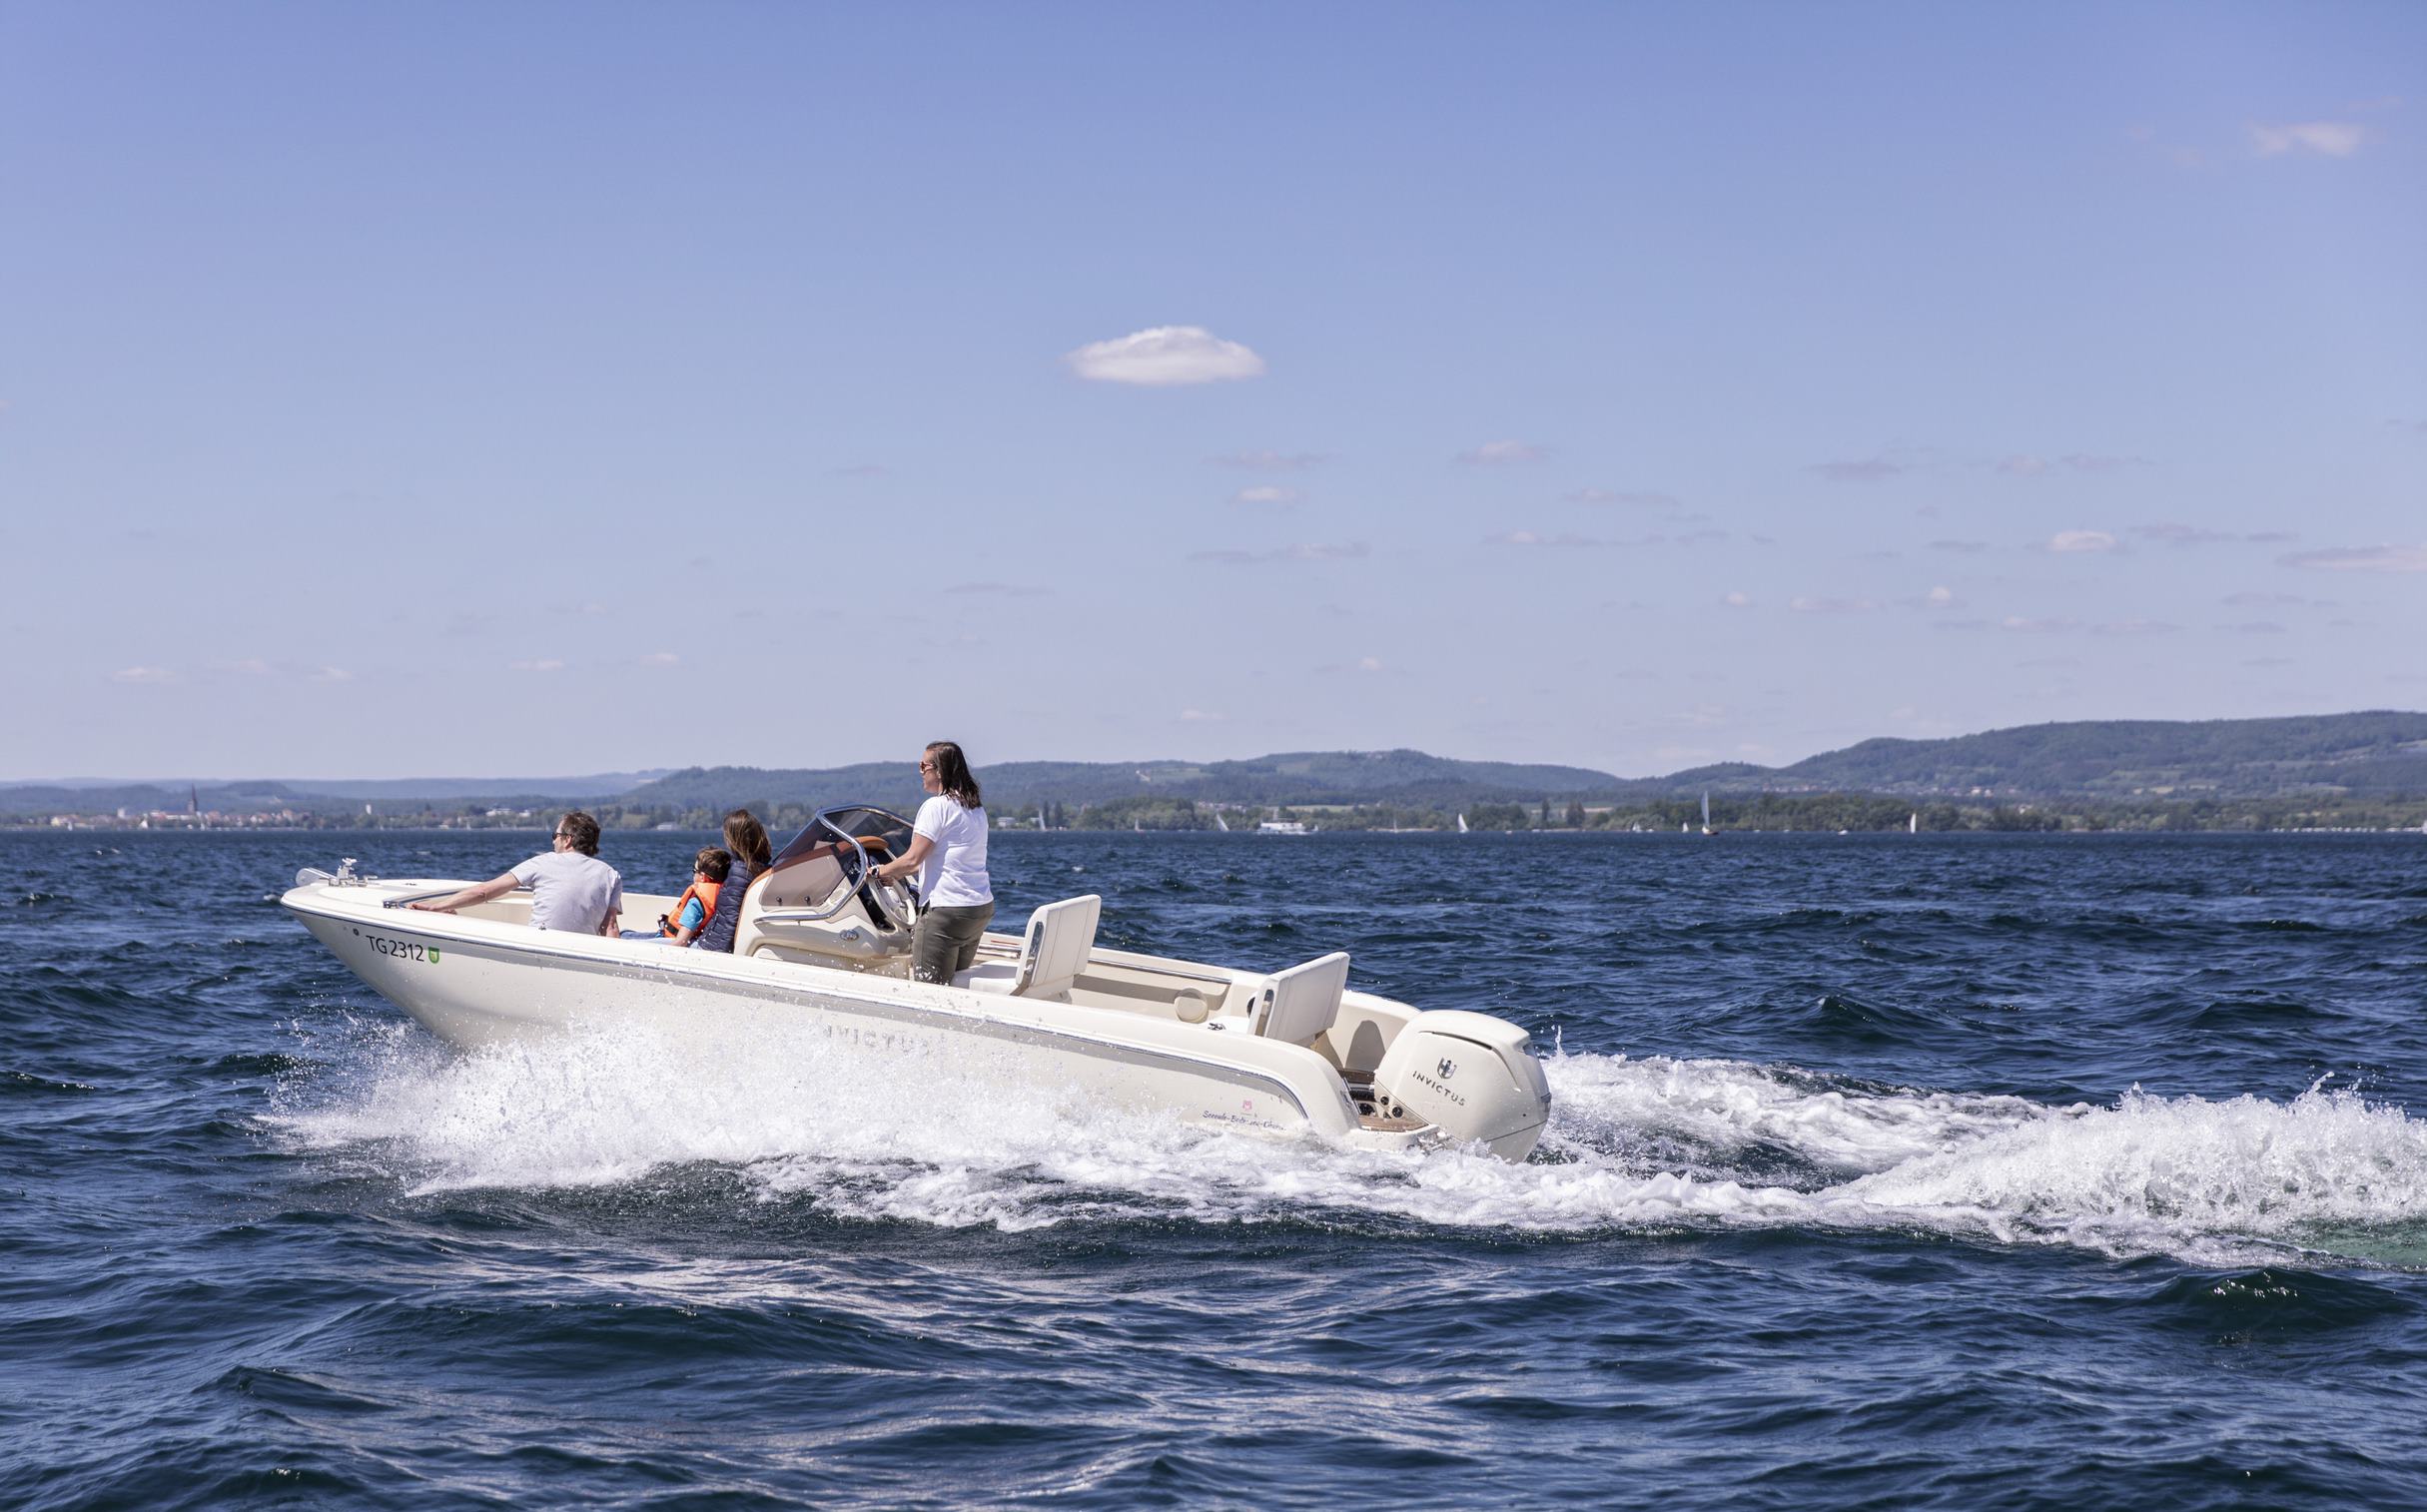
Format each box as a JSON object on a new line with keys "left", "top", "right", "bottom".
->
{"left": 690, "top": 810, "right": 774, "bottom": 954}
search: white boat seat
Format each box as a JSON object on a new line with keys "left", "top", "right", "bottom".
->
{"left": 953, "top": 894, "right": 1101, "bottom": 1001}
{"left": 1253, "top": 951, "right": 1350, "bottom": 1045}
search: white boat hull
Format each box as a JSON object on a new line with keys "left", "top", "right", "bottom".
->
{"left": 284, "top": 876, "right": 1550, "bottom": 1161}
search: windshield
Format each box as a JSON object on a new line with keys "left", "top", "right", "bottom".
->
{"left": 769, "top": 804, "right": 917, "bottom": 878}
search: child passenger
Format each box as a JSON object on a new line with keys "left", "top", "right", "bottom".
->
{"left": 658, "top": 847, "right": 731, "bottom": 945}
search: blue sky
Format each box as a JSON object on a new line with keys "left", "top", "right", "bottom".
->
{"left": 3, "top": 2, "right": 2420, "bottom": 781}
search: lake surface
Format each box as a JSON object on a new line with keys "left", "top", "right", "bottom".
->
{"left": 6, "top": 829, "right": 2426, "bottom": 1508}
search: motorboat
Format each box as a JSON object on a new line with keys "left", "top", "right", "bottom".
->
{"left": 281, "top": 804, "right": 1550, "bottom": 1160}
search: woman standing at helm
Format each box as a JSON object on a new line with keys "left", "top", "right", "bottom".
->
{"left": 872, "top": 741, "right": 994, "bottom": 984}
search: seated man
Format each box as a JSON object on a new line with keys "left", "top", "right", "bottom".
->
{"left": 655, "top": 846, "right": 730, "bottom": 944}
{"left": 408, "top": 811, "right": 623, "bottom": 935}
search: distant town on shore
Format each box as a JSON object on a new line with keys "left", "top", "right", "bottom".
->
{"left": 11, "top": 711, "right": 2427, "bottom": 836}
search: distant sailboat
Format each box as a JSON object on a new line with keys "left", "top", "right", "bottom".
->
{"left": 1456, "top": 813, "right": 1470, "bottom": 834}
{"left": 1909, "top": 812, "right": 1919, "bottom": 835}
{"left": 1700, "top": 792, "right": 1714, "bottom": 837}
{"left": 1214, "top": 812, "right": 1229, "bottom": 832}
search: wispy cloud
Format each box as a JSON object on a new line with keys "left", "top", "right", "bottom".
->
{"left": 2131, "top": 522, "right": 2237, "bottom": 546}
{"left": 2219, "top": 621, "right": 2286, "bottom": 634}
{"left": 2250, "top": 121, "right": 2370, "bottom": 158}
{"left": 509, "top": 658, "right": 566, "bottom": 673}
{"left": 946, "top": 581, "right": 1052, "bottom": 597}
{"left": 1722, "top": 591, "right": 1755, "bottom": 609}
{"left": 638, "top": 651, "right": 680, "bottom": 667}
{"left": 2001, "top": 616, "right": 2081, "bottom": 633}
{"left": 1490, "top": 529, "right": 1603, "bottom": 548}
{"left": 1929, "top": 539, "right": 1991, "bottom": 554}
{"left": 2048, "top": 529, "right": 2118, "bottom": 553}
{"left": 2091, "top": 619, "right": 2180, "bottom": 636}
{"left": 1566, "top": 487, "right": 1677, "bottom": 506}
{"left": 109, "top": 666, "right": 173, "bottom": 684}
{"left": 1454, "top": 439, "right": 1547, "bottom": 466}
{"left": 1901, "top": 585, "right": 1962, "bottom": 610}
{"left": 1996, "top": 452, "right": 2153, "bottom": 476}
{"left": 1233, "top": 485, "right": 1302, "bottom": 506}
{"left": 308, "top": 665, "right": 354, "bottom": 683}
{"left": 1355, "top": 656, "right": 1384, "bottom": 673}
{"left": 1065, "top": 326, "right": 1265, "bottom": 386}
{"left": 1190, "top": 541, "right": 1368, "bottom": 565}
{"left": 1789, "top": 595, "right": 1878, "bottom": 614}
{"left": 1179, "top": 708, "right": 1223, "bottom": 723}
{"left": 2222, "top": 589, "right": 2329, "bottom": 608}
{"left": 1213, "top": 449, "right": 1329, "bottom": 470}
{"left": 2280, "top": 544, "right": 2427, "bottom": 572}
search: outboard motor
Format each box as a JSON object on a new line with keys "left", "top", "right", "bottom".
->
{"left": 1373, "top": 1010, "right": 1551, "bottom": 1160}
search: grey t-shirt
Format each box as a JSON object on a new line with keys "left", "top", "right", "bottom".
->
{"left": 510, "top": 851, "right": 624, "bottom": 934}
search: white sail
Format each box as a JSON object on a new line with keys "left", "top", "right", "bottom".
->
{"left": 1456, "top": 813, "right": 1470, "bottom": 834}
{"left": 1909, "top": 812, "right": 1919, "bottom": 835}
{"left": 1214, "top": 812, "right": 1229, "bottom": 832}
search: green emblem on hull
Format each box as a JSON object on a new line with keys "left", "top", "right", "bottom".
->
{"left": 426, "top": 947, "right": 441, "bottom": 963}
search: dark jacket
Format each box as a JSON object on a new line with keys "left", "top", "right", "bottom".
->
{"left": 690, "top": 858, "right": 757, "bottom": 954}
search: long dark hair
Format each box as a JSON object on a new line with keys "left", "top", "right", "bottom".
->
{"left": 722, "top": 809, "right": 773, "bottom": 869}
{"left": 925, "top": 741, "right": 981, "bottom": 809}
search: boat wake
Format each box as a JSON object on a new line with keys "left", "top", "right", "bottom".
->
{"left": 266, "top": 1015, "right": 2427, "bottom": 1268}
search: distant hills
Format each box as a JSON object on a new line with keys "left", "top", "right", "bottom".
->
{"left": 5, "top": 713, "right": 2424, "bottom": 820}
{"left": 1665, "top": 711, "right": 2427, "bottom": 800}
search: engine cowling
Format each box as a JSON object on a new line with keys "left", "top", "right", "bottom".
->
{"left": 1372, "top": 1010, "right": 1551, "bottom": 1160}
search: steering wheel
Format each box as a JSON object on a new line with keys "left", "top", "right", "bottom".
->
{"left": 843, "top": 842, "right": 918, "bottom": 932}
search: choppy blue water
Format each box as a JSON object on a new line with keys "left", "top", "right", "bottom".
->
{"left": 6, "top": 830, "right": 2427, "bottom": 1509}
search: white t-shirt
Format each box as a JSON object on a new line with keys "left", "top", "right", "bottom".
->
{"left": 510, "top": 850, "right": 624, "bottom": 933}
{"left": 913, "top": 795, "right": 992, "bottom": 909}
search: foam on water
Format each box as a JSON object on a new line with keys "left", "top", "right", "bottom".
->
{"left": 267, "top": 1017, "right": 2427, "bottom": 1265}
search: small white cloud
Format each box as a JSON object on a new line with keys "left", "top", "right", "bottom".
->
{"left": 226, "top": 657, "right": 272, "bottom": 675}
{"left": 2251, "top": 121, "right": 2369, "bottom": 158}
{"left": 1233, "top": 485, "right": 1302, "bottom": 506}
{"left": 1065, "top": 326, "right": 1265, "bottom": 386}
{"left": 2279, "top": 544, "right": 2427, "bottom": 572}
{"left": 509, "top": 658, "right": 566, "bottom": 673}
{"left": 2048, "top": 529, "right": 2118, "bottom": 553}
{"left": 1722, "top": 591, "right": 1755, "bottom": 608}
{"left": 2091, "top": 619, "right": 2180, "bottom": 636}
{"left": 109, "top": 666, "right": 173, "bottom": 684}
{"left": 1213, "top": 449, "right": 1328, "bottom": 470}
{"left": 1455, "top": 439, "right": 1546, "bottom": 466}
{"left": 2002, "top": 616, "right": 2081, "bottom": 633}
{"left": 1179, "top": 708, "right": 1223, "bottom": 723}
{"left": 639, "top": 651, "right": 679, "bottom": 667}
{"left": 1356, "top": 656, "right": 1384, "bottom": 673}
{"left": 1995, "top": 454, "right": 2048, "bottom": 477}
{"left": 308, "top": 665, "right": 355, "bottom": 682}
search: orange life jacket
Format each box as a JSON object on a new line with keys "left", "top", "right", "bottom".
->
{"left": 662, "top": 879, "right": 723, "bottom": 936}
